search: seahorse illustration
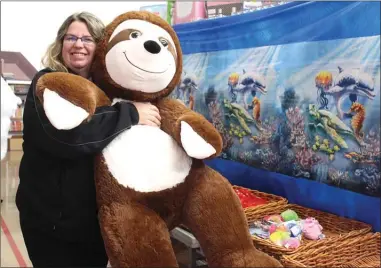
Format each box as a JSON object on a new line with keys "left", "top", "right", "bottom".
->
{"left": 252, "top": 96, "right": 261, "bottom": 124}
{"left": 347, "top": 102, "right": 365, "bottom": 142}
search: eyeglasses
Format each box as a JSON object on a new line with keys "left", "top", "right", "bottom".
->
{"left": 63, "top": 34, "right": 95, "bottom": 45}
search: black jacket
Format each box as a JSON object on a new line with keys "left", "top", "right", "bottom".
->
{"left": 16, "top": 68, "right": 139, "bottom": 242}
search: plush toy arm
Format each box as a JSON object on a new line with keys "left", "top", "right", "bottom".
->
{"left": 35, "top": 72, "right": 111, "bottom": 130}
{"left": 156, "top": 98, "right": 223, "bottom": 159}
{"left": 24, "top": 70, "right": 139, "bottom": 159}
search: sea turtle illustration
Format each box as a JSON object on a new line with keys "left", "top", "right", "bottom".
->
{"left": 308, "top": 104, "right": 356, "bottom": 149}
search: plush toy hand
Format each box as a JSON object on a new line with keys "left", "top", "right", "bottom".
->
{"left": 178, "top": 113, "right": 223, "bottom": 159}
{"left": 156, "top": 98, "right": 223, "bottom": 159}
{"left": 35, "top": 72, "right": 111, "bottom": 130}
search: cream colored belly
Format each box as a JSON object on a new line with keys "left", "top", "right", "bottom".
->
{"left": 102, "top": 125, "right": 192, "bottom": 192}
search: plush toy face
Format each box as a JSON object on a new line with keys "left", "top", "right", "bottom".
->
{"left": 92, "top": 11, "right": 183, "bottom": 102}
{"left": 106, "top": 19, "right": 177, "bottom": 93}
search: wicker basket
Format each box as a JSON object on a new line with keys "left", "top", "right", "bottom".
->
{"left": 246, "top": 203, "right": 373, "bottom": 257}
{"left": 281, "top": 232, "right": 380, "bottom": 267}
{"left": 232, "top": 185, "right": 288, "bottom": 215}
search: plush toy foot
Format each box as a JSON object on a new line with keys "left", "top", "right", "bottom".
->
{"left": 43, "top": 89, "right": 89, "bottom": 130}
{"left": 180, "top": 121, "right": 216, "bottom": 159}
{"left": 98, "top": 202, "right": 179, "bottom": 268}
{"left": 183, "top": 165, "right": 283, "bottom": 267}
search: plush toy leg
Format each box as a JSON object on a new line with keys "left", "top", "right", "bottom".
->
{"left": 98, "top": 202, "right": 179, "bottom": 268}
{"left": 183, "top": 166, "right": 283, "bottom": 267}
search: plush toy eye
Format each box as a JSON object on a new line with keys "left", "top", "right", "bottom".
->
{"left": 159, "top": 38, "right": 168, "bottom": 47}
{"left": 130, "top": 31, "right": 141, "bottom": 39}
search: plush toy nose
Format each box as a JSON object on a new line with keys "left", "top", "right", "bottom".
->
{"left": 144, "top": 40, "right": 161, "bottom": 54}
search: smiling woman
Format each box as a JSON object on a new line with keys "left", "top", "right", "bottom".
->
{"left": 61, "top": 21, "right": 97, "bottom": 78}
{"left": 16, "top": 11, "right": 162, "bottom": 268}
{"left": 40, "top": 12, "right": 104, "bottom": 79}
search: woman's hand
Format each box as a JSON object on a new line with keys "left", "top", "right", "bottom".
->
{"left": 131, "top": 102, "right": 161, "bottom": 127}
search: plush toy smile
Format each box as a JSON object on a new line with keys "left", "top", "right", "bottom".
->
{"left": 105, "top": 19, "right": 177, "bottom": 93}
{"left": 122, "top": 51, "right": 167, "bottom": 74}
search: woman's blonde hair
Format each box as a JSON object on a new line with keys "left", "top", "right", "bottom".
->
{"left": 41, "top": 11, "right": 105, "bottom": 72}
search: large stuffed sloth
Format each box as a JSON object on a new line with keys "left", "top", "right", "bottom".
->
{"left": 35, "top": 11, "right": 282, "bottom": 268}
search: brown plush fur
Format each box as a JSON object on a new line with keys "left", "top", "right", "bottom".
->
{"left": 36, "top": 11, "right": 282, "bottom": 268}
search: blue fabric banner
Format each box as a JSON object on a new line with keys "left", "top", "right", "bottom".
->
{"left": 173, "top": 1, "right": 380, "bottom": 231}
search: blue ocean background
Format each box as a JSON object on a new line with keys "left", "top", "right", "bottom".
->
{"left": 172, "top": 1, "right": 380, "bottom": 231}
{"left": 173, "top": 35, "right": 380, "bottom": 197}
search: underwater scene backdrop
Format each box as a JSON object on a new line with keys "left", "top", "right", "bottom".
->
{"left": 170, "top": 35, "right": 380, "bottom": 197}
